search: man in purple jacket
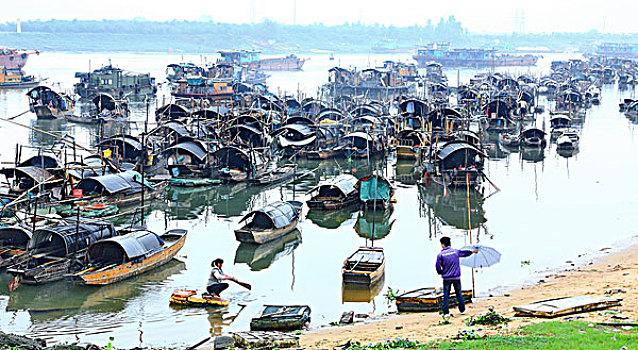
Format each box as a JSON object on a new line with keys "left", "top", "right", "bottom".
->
{"left": 435, "top": 236, "right": 478, "bottom": 316}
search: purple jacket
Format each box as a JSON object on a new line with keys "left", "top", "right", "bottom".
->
{"left": 436, "top": 247, "right": 473, "bottom": 280}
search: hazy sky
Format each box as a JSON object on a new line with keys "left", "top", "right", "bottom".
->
{"left": 2, "top": 0, "right": 634, "bottom": 34}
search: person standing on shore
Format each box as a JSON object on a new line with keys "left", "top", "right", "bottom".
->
{"left": 435, "top": 236, "right": 478, "bottom": 316}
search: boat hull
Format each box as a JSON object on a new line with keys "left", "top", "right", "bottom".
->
{"left": 235, "top": 221, "right": 298, "bottom": 245}
{"left": 395, "top": 289, "right": 473, "bottom": 312}
{"left": 307, "top": 195, "right": 360, "bottom": 211}
{"left": 74, "top": 230, "right": 187, "bottom": 285}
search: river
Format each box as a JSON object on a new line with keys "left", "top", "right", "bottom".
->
{"left": 0, "top": 51, "right": 637, "bottom": 348}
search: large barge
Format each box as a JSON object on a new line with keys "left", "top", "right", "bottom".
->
{"left": 219, "top": 50, "right": 305, "bottom": 71}
{"left": 413, "top": 43, "right": 538, "bottom": 68}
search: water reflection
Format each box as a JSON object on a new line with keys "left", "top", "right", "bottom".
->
{"left": 166, "top": 186, "right": 218, "bottom": 220}
{"left": 521, "top": 148, "right": 546, "bottom": 163}
{"left": 306, "top": 207, "right": 358, "bottom": 229}
{"left": 234, "top": 229, "right": 302, "bottom": 271}
{"left": 341, "top": 275, "right": 385, "bottom": 303}
{"left": 29, "top": 118, "right": 68, "bottom": 147}
{"left": 418, "top": 184, "right": 486, "bottom": 232}
{"left": 394, "top": 160, "right": 419, "bottom": 185}
{"left": 354, "top": 210, "right": 395, "bottom": 242}
{"left": 1, "top": 259, "right": 184, "bottom": 319}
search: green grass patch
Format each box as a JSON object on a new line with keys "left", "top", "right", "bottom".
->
{"left": 343, "top": 321, "right": 638, "bottom": 350}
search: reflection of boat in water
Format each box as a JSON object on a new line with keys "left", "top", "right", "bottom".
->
{"left": 1, "top": 259, "right": 185, "bottom": 319}
{"left": 354, "top": 210, "right": 395, "bottom": 241}
{"left": 418, "top": 184, "right": 486, "bottom": 231}
{"left": 395, "top": 160, "right": 419, "bottom": 185}
{"left": 521, "top": 147, "right": 545, "bottom": 163}
{"left": 165, "top": 185, "right": 218, "bottom": 220}
{"left": 341, "top": 274, "right": 384, "bottom": 303}
{"left": 234, "top": 229, "right": 302, "bottom": 271}
{"left": 305, "top": 207, "right": 357, "bottom": 229}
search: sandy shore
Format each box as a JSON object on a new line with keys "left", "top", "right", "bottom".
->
{"left": 299, "top": 240, "right": 638, "bottom": 348}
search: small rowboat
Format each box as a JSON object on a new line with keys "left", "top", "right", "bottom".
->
{"left": 394, "top": 287, "right": 473, "bottom": 312}
{"left": 342, "top": 247, "right": 385, "bottom": 285}
{"left": 250, "top": 305, "right": 311, "bottom": 331}
{"left": 169, "top": 289, "right": 230, "bottom": 307}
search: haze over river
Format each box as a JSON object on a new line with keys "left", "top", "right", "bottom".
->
{"left": 1, "top": 51, "right": 637, "bottom": 348}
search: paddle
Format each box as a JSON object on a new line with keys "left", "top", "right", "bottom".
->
{"left": 231, "top": 277, "right": 252, "bottom": 290}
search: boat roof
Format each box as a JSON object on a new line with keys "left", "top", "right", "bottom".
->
{"left": 310, "top": 174, "right": 358, "bottom": 196}
{"left": 0, "top": 226, "right": 32, "bottom": 247}
{"left": 437, "top": 142, "right": 485, "bottom": 160}
{"left": 87, "top": 229, "right": 165, "bottom": 262}
{"left": 345, "top": 131, "right": 374, "bottom": 141}
{"left": 98, "top": 134, "right": 143, "bottom": 151}
{"left": 150, "top": 121, "right": 193, "bottom": 138}
{"left": 240, "top": 201, "right": 299, "bottom": 229}
{"left": 0, "top": 166, "right": 56, "bottom": 184}
{"left": 164, "top": 141, "right": 208, "bottom": 162}
{"left": 521, "top": 127, "right": 546, "bottom": 137}
{"left": 75, "top": 170, "right": 153, "bottom": 195}
{"left": 30, "top": 222, "right": 116, "bottom": 256}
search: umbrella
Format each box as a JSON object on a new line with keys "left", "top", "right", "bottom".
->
{"left": 459, "top": 245, "right": 501, "bottom": 268}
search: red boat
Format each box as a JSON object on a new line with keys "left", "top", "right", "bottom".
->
{"left": 0, "top": 48, "right": 39, "bottom": 70}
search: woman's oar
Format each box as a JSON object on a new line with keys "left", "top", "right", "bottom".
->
{"left": 231, "top": 277, "right": 251, "bottom": 290}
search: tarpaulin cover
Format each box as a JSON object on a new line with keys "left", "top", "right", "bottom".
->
{"left": 240, "top": 201, "right": 298, "bottom": 229}
{"left": 309, "top": 174, "right": 358, "bottom": 197}
{"left": 357, "top": 176, "right": 392, "bottom": 202}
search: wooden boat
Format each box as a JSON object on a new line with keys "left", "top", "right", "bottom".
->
{"left": 356, "top": 174, "right": 394, "bottom": 211}
{"left": 519, "top": 127, "right": 547, "bottom": 148}
{"left": 0, "top": 226, "right": 32, "bottom": 268}
{"left": 169, "top": 289, "right": 230, "bottom": 307}
{"left": 342, "top": 246, "right": 385, "bottom": 285}
{"left": 513, "top": 296, "right": 622, "bottom": 318}
{"left": 6, "top": 222, "right": 118, "bottom": 286}
{"left": 72, "top": 170, "right": 167, "bottom": 207}
{"left": 248, "top": 164, "right": 297, "bottom": 186}
{"left": 0, "top": 66, "right": 40, "bottom": 89}
{"left": 212, "top": 146, "right": 267, "bottom": 184}
{"left": 235, "top": 201, "right": 302, "bottom": 244}
{"left": 250, "top": 305, "right": 311, "bottom": 331}
{"left": 306, "top": 174, "right": 360, "bottom": 210}
{"left": 394, "top": 287, "right": 473, "bottom": 312}
{"left": 27, "top": 85, "right": 75, "bottom": 119}
{"left": 73, "top": 228, "right": 187, "bottom": 285}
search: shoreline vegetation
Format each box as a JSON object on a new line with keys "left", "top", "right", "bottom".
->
{"left": 1, "top": 19, "right": 638, "bottom": 54}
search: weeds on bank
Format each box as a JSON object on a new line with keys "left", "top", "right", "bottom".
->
{"left": 339, "top": 321, "right": 638, "bottom": 350}
{"left": 465, "top": 310, "right": 511, "bottom": 326}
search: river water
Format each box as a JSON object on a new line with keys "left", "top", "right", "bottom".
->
{"left": 1, "top": 51, "right": 638, "bottom": 348}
